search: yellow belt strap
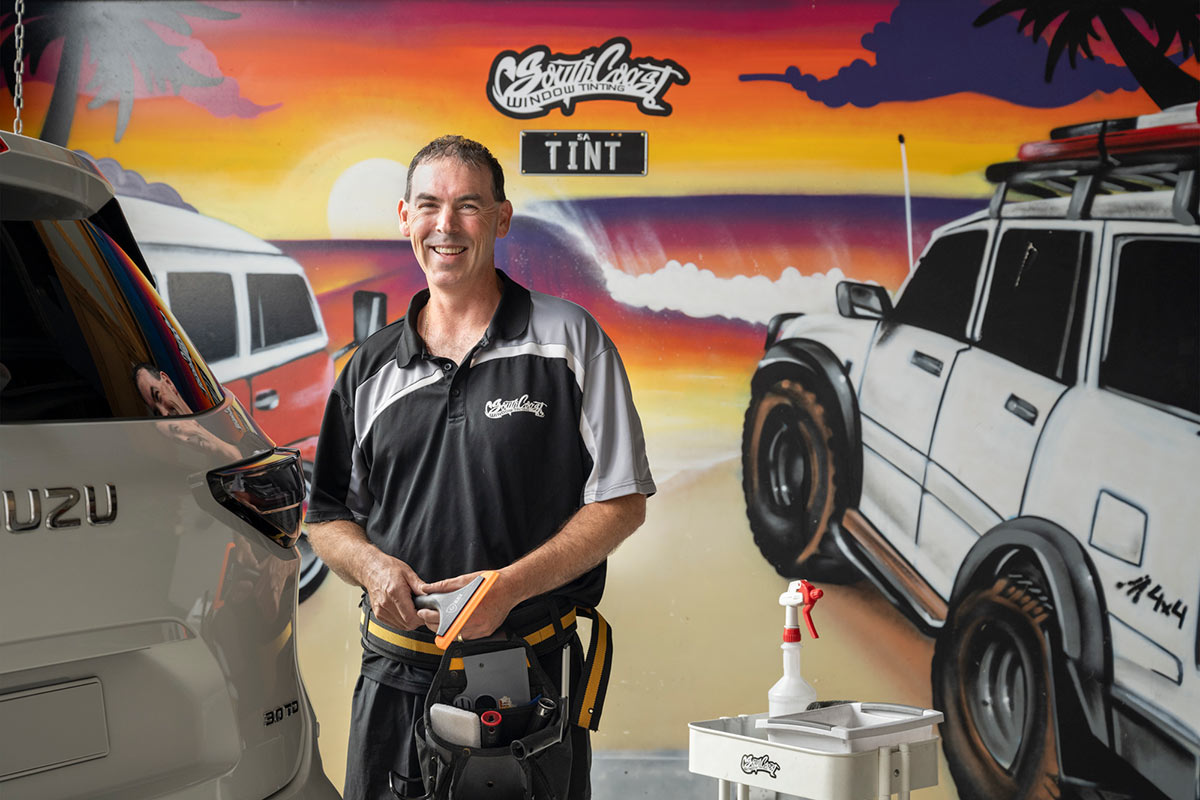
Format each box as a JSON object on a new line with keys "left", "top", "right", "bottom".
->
{"left": 573, "top": 607, "right": 612, "bottom": 731}
{"left": 359, "top": 608, "right": 578, "bottom": 669}
{"left": 359, "top": 605, "right": 613, "bottom": 731}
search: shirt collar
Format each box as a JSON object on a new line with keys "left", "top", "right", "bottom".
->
{"left": 395, "top": 269, "right": 531, "bottom": 366}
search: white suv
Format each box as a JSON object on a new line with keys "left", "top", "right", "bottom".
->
{"left": 741, "top": 106, "right": 1198, "bottom": 799}
{"left": 0, "top": 131, "right": 338, "bottom": 799}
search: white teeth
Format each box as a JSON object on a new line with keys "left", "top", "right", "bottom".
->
{"left": 432, "top": 246, "right": 465, "bottom": 255}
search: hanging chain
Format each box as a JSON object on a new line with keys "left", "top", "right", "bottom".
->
{"left": 12, "top": 0, "right": 25, "bottom": 134}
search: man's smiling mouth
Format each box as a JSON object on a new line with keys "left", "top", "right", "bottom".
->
{"left": 432, "top": 245, "right": 466, "bottom": 256}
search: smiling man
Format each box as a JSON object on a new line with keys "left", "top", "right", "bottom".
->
{"left": 305, "top": 135, "right": 655, "bottom": 799}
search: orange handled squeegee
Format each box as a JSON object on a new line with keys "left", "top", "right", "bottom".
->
{"left": 414, "top": 571, "right": 499, "bottom": 649}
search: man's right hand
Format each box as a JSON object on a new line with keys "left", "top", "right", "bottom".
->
{"left": 363, "top": 554, "right": 426, "bottom": 630}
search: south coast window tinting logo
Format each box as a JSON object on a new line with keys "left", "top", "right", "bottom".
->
{"left": 487, "top": 36, "right": 689, "bottom": 119}
{"left": 484, "top": 395, "right": 548, "bottom": 419}
{"left": 741, "top": 753, "right": 780, "bottom": 779}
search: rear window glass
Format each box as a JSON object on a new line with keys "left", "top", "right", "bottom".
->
{"left": 1102, "top": 237, "right": 1199, "bottom": 415}
{"left": 168, "top": 272, "right": 238, "bottom": 362}
{"left": 248, "top": 273, "right": 319, "bottom": 351}
{"left": 0, "top": 218, "right": 224, "bottom": 422}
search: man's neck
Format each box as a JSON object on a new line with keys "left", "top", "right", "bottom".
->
{"left": 420, "top": 271, "right": 503, "bottom": 363}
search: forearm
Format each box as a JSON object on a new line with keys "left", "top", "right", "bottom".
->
{"left": 502, "top": 492, "right": 647, "bottom": 603}
{"left": 307, "top": 518, "right": 379, "bottom": 588}
{"left": 307, "top": 519, "right": 428, "bottom": 630}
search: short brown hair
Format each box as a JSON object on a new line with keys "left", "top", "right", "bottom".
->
{"left": 405, "top": 135, "right": 506, "bottom": 202}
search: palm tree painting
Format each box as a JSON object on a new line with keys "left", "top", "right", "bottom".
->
{"left": 1, "top": 1, "right": 244, "bottom": 145}
{"left": 975, "top": 0, "right": 1200, "bottom": 110}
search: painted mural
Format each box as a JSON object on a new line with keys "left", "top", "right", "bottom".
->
{"left": 4, "top": 2, "right": 1197, "bottom": 798}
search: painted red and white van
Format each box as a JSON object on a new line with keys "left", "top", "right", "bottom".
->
{"left": 121, "top": 198, "right": 385, "bottom": 600}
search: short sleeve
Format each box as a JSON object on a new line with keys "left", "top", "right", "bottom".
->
{"left": 305, "top": 388, "right": 371, "bottom": 525}
{"left": 579, "top": 344, "right": 656, "bottom": 504}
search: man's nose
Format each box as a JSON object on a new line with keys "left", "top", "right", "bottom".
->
{"left": 435, "top": 206, "right": 458, "bottom": 234}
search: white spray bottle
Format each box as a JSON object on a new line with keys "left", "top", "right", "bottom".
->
{"left": 767, "top": 579, "right": 823, "bottom": 718}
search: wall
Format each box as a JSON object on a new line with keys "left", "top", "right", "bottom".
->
{"left": 4, "top": 2, "right": 1197, "bottom": 798}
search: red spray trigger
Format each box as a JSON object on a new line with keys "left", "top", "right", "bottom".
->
{"left": 799, "top": 579, "right": 822, "bottom": 639}
{"left": 778, "top": 579, "right": 823, "bottom": 640}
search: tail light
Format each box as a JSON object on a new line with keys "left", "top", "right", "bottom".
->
{"left": 207, "top": 448, "right": 304, "bottom": 549}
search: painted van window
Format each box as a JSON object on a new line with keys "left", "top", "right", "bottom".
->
{"left": 978, "top": 229, "right": 1091, "bottom": 383}
{"left": 891, "top": 230, "right": 988, "bottom": 340}
{"left": 167, "top": 272, "right": 238, "bottom": 362}
{"left": 1102, "top": 237, "right": 1199, "bottom": 415}
{"left": 248, "top": 273, "right": 319, "bottom": 352}
{"left": 0, "top": 219, "right": 224, "bottom": 422}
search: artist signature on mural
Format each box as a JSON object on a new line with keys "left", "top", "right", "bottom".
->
{"left": 1116, "top": 574, "right": 1189, "bottom": 629}
{"left": 488, "top": 36, "right": 689, "bottom": 119}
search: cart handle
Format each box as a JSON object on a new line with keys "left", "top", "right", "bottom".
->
{"left": 859, "top": 702, "right": 924, "bottom": 716}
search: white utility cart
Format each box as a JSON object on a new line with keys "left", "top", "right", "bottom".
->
{"left": 688, "top": 702, "right": 943, "bottom": 800}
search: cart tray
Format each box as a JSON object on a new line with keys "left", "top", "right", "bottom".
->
{"left": 688, "top": 711, "right": 940, "bottom": 799}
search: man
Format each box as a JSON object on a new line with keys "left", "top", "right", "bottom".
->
{"left": 305, "top": 135, "right": 655, "bottom": 799}
{"left": 133, "top": 362, "right": 191, "bottom": 417}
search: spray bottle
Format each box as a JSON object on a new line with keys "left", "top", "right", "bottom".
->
{"left": 767, "top": 579, "right": 823, "bottom": 718}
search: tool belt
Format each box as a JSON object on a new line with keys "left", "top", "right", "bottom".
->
{"left": 360, "top": 596, "right": 613, "bottom": 731}
{"left": 394, "top": 634, "right": 573, "bottom": 800}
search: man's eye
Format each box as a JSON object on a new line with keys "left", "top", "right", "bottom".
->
{"left": 461, "top": 204, "right": 479, "bottom": 213}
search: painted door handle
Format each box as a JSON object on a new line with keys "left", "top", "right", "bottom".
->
{"left": 1005, "top": 394, "right": 1038, "bottom": 425}
{"left": 910, "top": 351, "right": 943, "bottom": 377}
{"left": 254, "top": 389, "right": 280, "bottom": 411}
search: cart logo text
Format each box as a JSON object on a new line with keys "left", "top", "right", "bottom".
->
{"left": 741, "top": 753, "right": 780, "bottom": 778}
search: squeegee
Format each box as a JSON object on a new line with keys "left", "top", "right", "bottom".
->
{"left": 414, "top": 570, "right": 499, "bottom": 649}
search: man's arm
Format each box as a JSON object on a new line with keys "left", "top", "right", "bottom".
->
{"left": 308, "top": 519, "right": 427, "bottom": 631}
{"left": 418, "top": 492, "right": 647, "bottom": 638}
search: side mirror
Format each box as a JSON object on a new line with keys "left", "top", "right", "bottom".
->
{"left": 353, "top": 291, "right": 387, "bottom": 344}
{"left": 836, "top": 281, "right": 892, "bottom": 320}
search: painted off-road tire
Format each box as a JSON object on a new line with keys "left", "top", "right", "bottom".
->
{"left": 741, "top": 376, "right": 856, "bottom": 581}
{"left": 933, "top": 569, "right": 1065, "bottom": 800}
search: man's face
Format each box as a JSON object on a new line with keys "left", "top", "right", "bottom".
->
{"left": 399, "top": 158, "right": 513, "bottom": 292}
{"left": 136, "top": 368, "right": 191, "bottom": 417}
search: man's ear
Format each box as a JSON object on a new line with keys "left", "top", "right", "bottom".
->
{"left": 496, "top": 200, "right": 513, "bottom": 239}
{"left": 398, "top": 199, "right": 410, "bottom": 237}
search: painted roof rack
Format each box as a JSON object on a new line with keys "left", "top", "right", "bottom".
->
{"left": 986, "top": 103, "right": 1199, "bottom": 224}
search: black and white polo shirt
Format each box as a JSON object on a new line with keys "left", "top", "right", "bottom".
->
{"left": 306, "top": 270, "right": 656, "bottom": 610}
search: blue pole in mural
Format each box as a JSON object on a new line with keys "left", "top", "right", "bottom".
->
{"left": 898, "top": 133, "right": 914, "bottom": 272}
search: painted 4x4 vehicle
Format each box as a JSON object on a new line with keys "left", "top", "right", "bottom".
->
{"left": 0, "top": 131, "right": 338, "bottom": 799}
{"left": 742, "top": 105, "right": 1199, "bottom": 800}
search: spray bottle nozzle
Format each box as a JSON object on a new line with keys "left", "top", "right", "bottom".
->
{"left": 779, "top": 579, "right": 822, "bottom": 640}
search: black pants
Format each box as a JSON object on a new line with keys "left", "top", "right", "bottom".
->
{"left": 343, "top": 645, "right": 592, "bottom": 800}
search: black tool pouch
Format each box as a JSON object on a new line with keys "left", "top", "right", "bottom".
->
{"left": 400, "top": 634, "right": 573, "bottom": 800}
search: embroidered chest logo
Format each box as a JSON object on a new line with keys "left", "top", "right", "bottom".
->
{"left": 484, "top": 395, "right": 548, "bottom": 419}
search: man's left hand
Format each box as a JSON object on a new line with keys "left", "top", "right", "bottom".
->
{"left": 418, "top": 571, "right": 520, "bottom": 639}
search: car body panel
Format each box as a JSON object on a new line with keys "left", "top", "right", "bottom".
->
{"left": 0, "top": 130, "right": 337, "bottom": 798}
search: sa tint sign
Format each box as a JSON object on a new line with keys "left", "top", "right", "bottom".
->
{"left": 520, "top": 131, "right": 647, "bottom": 176}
